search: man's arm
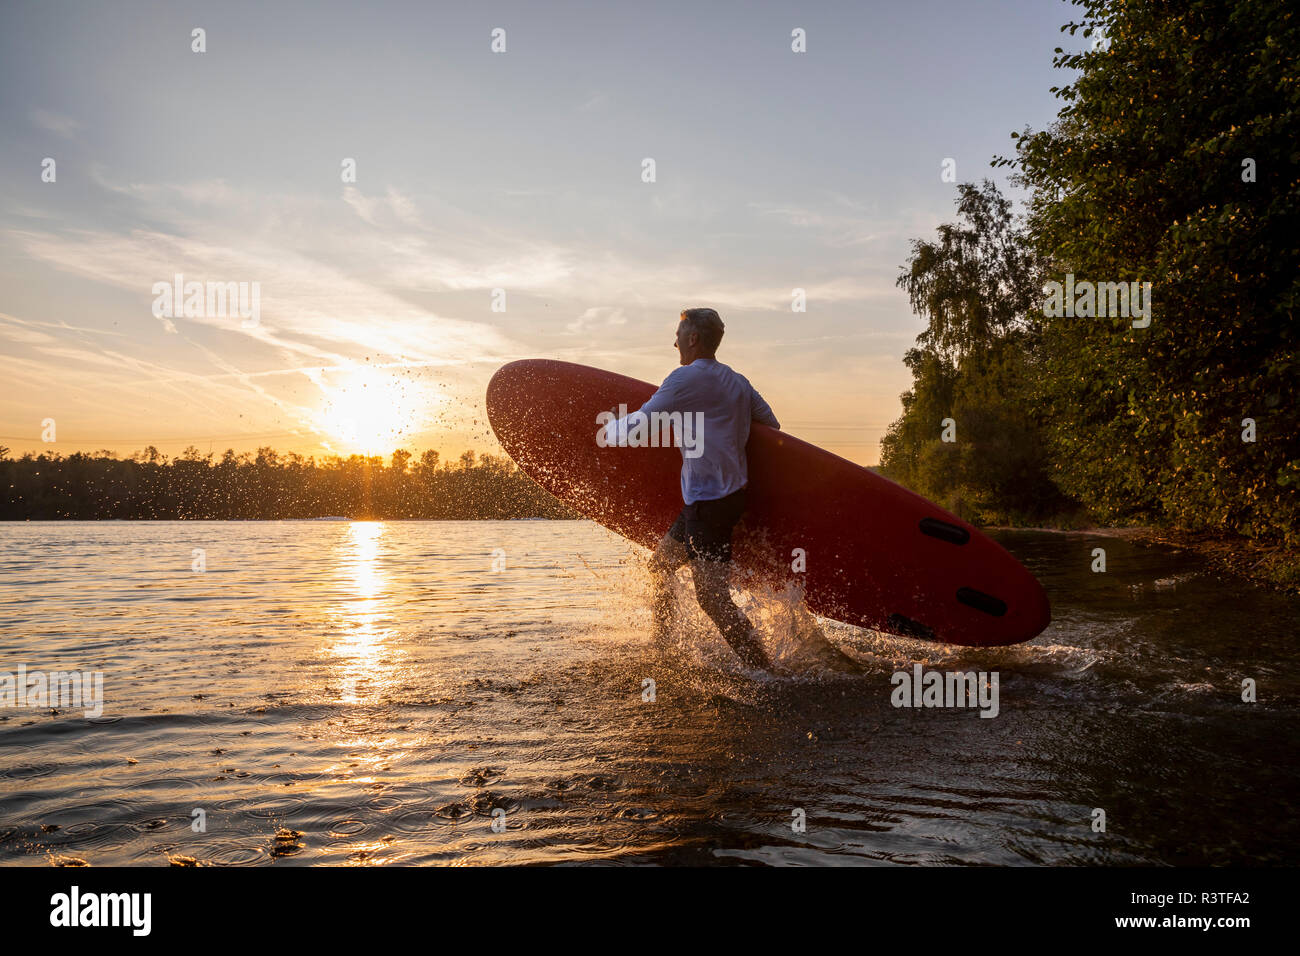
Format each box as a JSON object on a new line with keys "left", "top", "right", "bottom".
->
{"left": 637, "top": 370, "right": 687, "bottom": 418}
{"left": 602, "top": 368, "right": 687, "bottom": 445}
{"left": 750, "top": 385, "right": 780, "bottom": 430}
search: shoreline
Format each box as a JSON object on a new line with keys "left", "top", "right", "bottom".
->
{"left": 1128, "top": 527, "right": 1300, "bottom": 594}
{"left": 988, "top": 523, "right": 1300, "bottom": 593}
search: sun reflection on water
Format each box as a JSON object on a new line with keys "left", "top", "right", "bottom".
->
{"left": 330, "top": 521, "right": 395, "bottom": 704}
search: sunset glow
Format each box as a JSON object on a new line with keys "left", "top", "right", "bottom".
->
{"left": 316, "top": 367, "right": 424, "bottom": 456}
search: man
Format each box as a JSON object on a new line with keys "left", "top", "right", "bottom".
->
{"left": 604, "top": 308, "right": 780, "bottom": 671}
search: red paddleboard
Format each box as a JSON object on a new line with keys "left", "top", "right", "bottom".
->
{"left": 486, "top": 359, "right": 1050, "bottom": 647}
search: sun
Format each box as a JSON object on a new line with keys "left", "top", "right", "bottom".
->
{"left": 317, "top": 367, "right": 416, "bottom": 456}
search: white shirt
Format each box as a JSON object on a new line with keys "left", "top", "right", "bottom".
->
{"left": 604, "top": 358, "right": 779, "bottom": 505}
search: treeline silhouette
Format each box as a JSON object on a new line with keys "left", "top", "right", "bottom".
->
{"left": 0, "top": 446, "right": 578, "bottom": 520}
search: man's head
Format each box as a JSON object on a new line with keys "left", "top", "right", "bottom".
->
{"left": 675, "top": 308, "right": 724, "bottom": 365}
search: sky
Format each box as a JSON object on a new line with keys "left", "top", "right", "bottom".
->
{"left": 0, "top": 0, "right": 1086, "bottom": 466}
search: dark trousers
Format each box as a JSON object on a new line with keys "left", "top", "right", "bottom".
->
{"left": 649, "top": 488, "right": 768, "bottom": 670}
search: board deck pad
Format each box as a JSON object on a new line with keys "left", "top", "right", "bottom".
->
{"left": 487, "top": 359, "right": 1050, "bottom": 647}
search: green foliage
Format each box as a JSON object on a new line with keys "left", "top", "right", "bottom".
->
{"left": 882, "top": 182, "right": 1081, "bottom": 526}
{"left": 1002, "top": 0, "right": 1300, "bottom": 544}
{"left": 897, "top": 180, "right": 1043, "bottom": 361}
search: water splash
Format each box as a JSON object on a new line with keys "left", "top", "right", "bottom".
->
{"left": 639, "top": 562, "right": 862, "bottom": 682}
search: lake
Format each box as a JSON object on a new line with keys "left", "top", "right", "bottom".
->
{"left": 1, "top": 521, "right": 1296, "bottom": 865}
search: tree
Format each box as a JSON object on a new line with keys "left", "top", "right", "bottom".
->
{"left": 882, "top": 181, "right": 1078, "bottom": 524}
{"left": 897, "top": 180, "right": 1042, "bottom": 363}
{"left": 1001, "top": 0, "right": 1300, "bottom": 543}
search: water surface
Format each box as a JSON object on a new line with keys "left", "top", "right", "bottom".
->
{"left": 1, "top": 521, "right": 1295, "bottom": 865}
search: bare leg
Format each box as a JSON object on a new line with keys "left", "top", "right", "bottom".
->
{"left": 648, "top": 533, "right": 688, "bottom": 644}
{"left": 690, "top": 558, "right": 770, "bottom": 671}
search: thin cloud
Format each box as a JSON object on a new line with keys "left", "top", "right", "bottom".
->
{"left": 30, "top": 108, "right": 81, "bottom": 138}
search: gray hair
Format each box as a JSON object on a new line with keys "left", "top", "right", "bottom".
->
{"left": 679, "top": 307, "right": 725, "bottom": 354}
